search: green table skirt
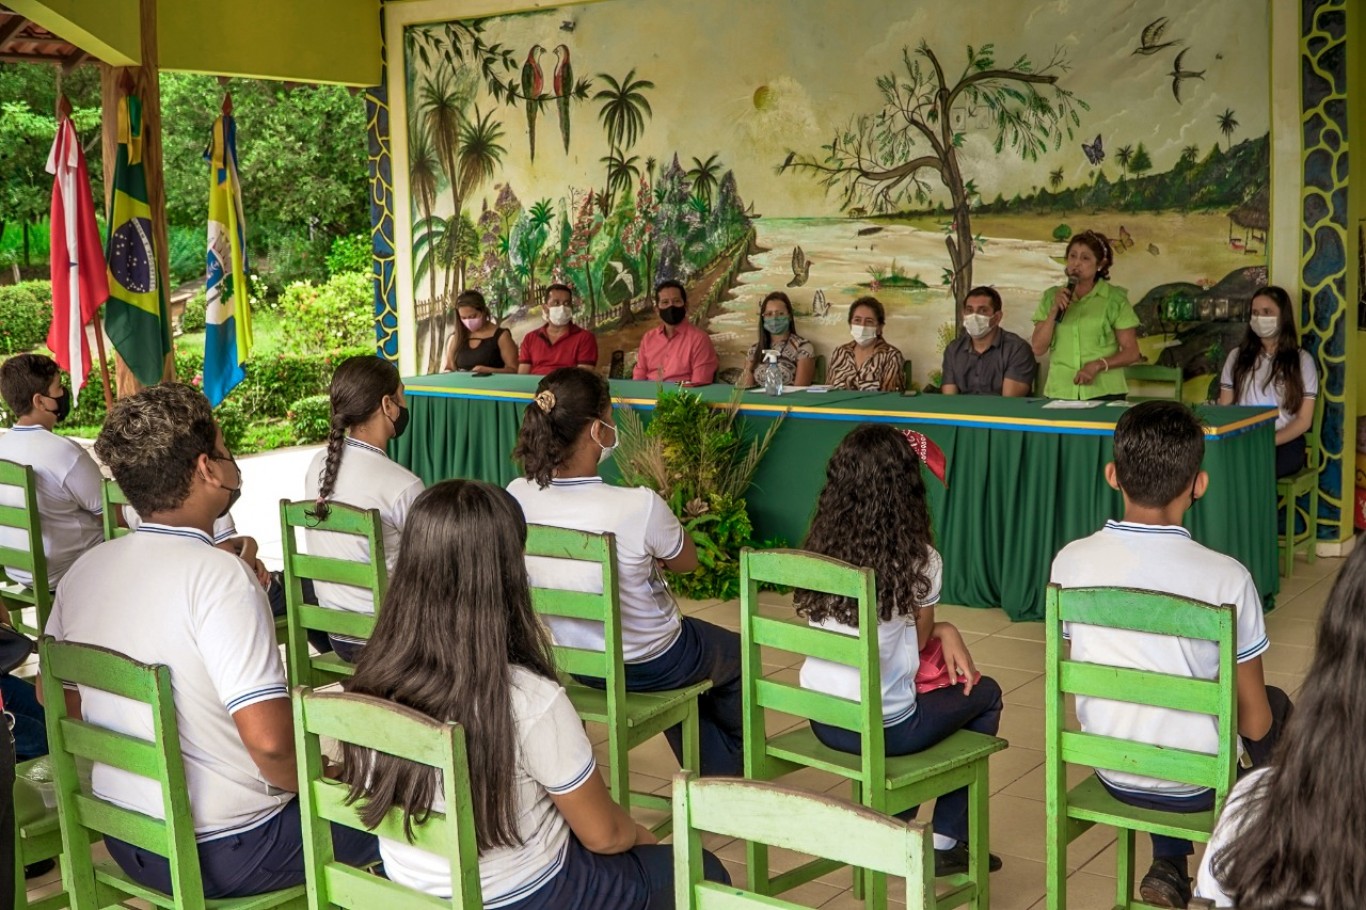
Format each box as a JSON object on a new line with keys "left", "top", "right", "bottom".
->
{"left": 394, "top": 376, "right": 1279, "bottom": 621}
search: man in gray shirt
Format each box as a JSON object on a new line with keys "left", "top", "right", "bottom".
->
{"left": 941, "top": 286, "right": 1036, "bottom": 396}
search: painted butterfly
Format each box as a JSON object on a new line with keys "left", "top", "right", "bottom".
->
{"left": 1081, "top": 134, "right": 1105, "bottom": 166}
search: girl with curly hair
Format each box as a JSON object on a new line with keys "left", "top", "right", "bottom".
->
{"left": 796, "top": 424, "right": 1003, "bottom": 877}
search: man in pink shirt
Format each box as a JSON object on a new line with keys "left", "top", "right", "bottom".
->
{"left": 632, "top": 280, "right": 718, "bottom": 385}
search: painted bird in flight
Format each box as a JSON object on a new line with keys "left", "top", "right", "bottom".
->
{"left": 521, "top": 45, "right": 545, "bottom": 162}
{"left": 553, "top": 45, "right": 573, "bottom": 154}
{"left": 1169, "top": 48, "right": 1206, "bottom": 103}
{"left": 1133, "top": 17, "right": 1181, "bottom": 55}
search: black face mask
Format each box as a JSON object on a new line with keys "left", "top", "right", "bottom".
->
{"left": 43, "top": 390, "right": 72, "bottom": 424}
{"left": 390, "top": 404, "right": 410, "bottom": 440}
{"left": 210, "top": 455, "right": 243, "bottom": 518}
{"left": 659, "top": 305, "right": 686, "bottom": 326}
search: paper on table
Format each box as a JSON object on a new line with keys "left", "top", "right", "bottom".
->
{"left": 1041, "top": 399, "right": 1104, "bottom": 409}
{"left": 804, "top": 385, "right": 833, "bottom": 393}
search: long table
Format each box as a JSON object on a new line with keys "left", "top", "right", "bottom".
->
{"left": 395, "top": 372, "right": 1280, "bottom": 621}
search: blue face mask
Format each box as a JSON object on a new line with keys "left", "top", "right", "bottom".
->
{"left": 763, "top": 315, "right": 790, "bottom": 335}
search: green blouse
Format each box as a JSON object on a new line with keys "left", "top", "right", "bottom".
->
{"left": 1031, "top": 280, "right": 1139, "bottom": 399}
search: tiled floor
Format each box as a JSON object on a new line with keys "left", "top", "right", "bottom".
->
{"left": 21, "top": 443, "right": 1342, "bottom": 906}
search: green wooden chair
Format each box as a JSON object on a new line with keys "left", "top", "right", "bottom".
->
{"left": 99, "top": 478, "right": 130, "bottom": 542}
{"left": 279, "top": 500, "right": 387, "bottom": 689}
{"left": 1124, "top": 364, "right": 1184, "bottom": 402}
{"left": 1044, "top": 585, "right": 1239, "bottom": 910}
{"left": 292, "top": 687, "right": 483, "bottom": 909}
{"left": 12, "top": 758, "right": 70, "bottom": 910}
{"left": 0, "top": 459, "right": 51, "bottom": 642}
{"left": 673, "top": 771, "right": 935, "bottom": 910}
{"left": 1276, "top": 392, "right": 1324, "bottom": 577}
{"left": 37, "top": 637, "right": 307, "bottom": 910}
{"left": 740, "top": 548, "right": 1006, "bottom": 910}
{"left": 525, "top": 524, "right": 710, "bottom": 837}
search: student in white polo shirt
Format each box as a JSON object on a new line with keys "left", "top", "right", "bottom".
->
{"left": 1050, "top": 401, "right": 1292, "bottom": 909}
{"left": 0, "top": 353, "right": 103, "bottom": 589}
{"left": 343, "top": 480, "right": 728, "bottom": 909}
{"left": 507, "top": 367, "right": 744, "bottom": 777}
{"left": 304, "top": 356, "right": 424, "bottom": 661}
{"left": 45, "top": 383, "right": 379, "bottom": 898}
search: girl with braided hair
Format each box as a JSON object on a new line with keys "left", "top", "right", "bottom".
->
{"left": 1030, "top": 229, "right": 1142, "bottom": 400}
{"left": 303, "top": 355, "right": 424, "bottom": 661}
{"left": 507, "top": 367, "right": 746, "bottom": 778}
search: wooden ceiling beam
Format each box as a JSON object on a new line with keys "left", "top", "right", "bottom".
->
{"left": 60, "top": 47, "right": 87, "bottom": 72}
{"left": 0, "top": 13, "right": 29, "bottom": 50}
{"left": 0, "top": 51, "right": 63, "bottom": 64}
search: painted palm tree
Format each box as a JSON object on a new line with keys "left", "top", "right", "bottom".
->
{"left": 686, "top": 154, "right": 723, "bottom": 208}
{"left": 456, "top": 106, "right": 507, "bottom": 207}
{"left": 409, "top": 120, "right": 443, "bottom": 309}
{"left": 1217, "top": 108, "right": 1239, "bottom": 151}
{"left": 601, "top": 150, "right": 642, "bottom": 209}
{"left": 595, "top": 69, "right": 653, "bottom": 209}
{"left": 1180, "top": 144, "right": 1200, "bottom": 204}
{"left": 1116, "top": 144, "right": 1134, "bottom": 182}
{"left": 1048, "top": 168, "right": 1064, "bottom": 193}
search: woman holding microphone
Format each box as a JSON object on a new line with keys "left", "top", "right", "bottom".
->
{"left": 1030, "top": 230, "right": 1141, "bottom": 400}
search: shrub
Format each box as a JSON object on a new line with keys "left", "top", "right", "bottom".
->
{"left": 261, "top": 232, "right": 331, "bottom": 290}
{"left": 214, "top": 396, "right": 249, "bottom": 452}
{"left": 181, "top": 289, "right": 207, "bottom": 332}
{"left": 325, "top": 233, "right": 371, "bottom": 277}
{"left": 278, "top": 271, "right": 373, "bottom": 356}
{"left": 238, "top": 419, "right": 297, "bottom": 454}
{"left": 1052, "top": 223, "right": 1073, "bottom": 242}
{"left": 167, "top": 225, "right": 204, "bottom": 284}
{"left": 288, "top": 394, "right": 331, "bottom": 444}
{"left": 0, "top": 281, "right": 53, "bottom": 354}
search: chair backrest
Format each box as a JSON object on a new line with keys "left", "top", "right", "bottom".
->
{"left": 739, "top": 548, "right": 885, "bottom": 782}
{"left": 1125, "top": 363, "right": 1184, "bottom": 402}
{"left": 101, "top": 478, "right": 131, "bottom": 541}
{"left": 0, "top": 459, "right": 52, "bottom": 633}
{"left": 279, "top": 499, "right": 388, "bottom": 685}
{"left": 524, "top": 524, "right": 623, "bottom": 693}
{"left": 37, "top": 637, "right": 212, "bottom": 910}
{"left": 901, "top": 358, "right": 914, "bottom": 391}
{"left": 1045, "top": 585, "right": 1239, "bottom": 813}
{"left": 812, "top": 354, "right": 827, "bottom": 385}
{"left": 672, "top": 772, "right": 932, "bottom": 909}
{"left": 293, "top": 687, "right": 483, "bottom": 909}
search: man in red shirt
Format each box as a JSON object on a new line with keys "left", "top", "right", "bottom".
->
{"left": 632, "top": 280, "right": 718, "bottom": 385}
{"left": 518, "top": 284, "right": 600, "bottom": 375}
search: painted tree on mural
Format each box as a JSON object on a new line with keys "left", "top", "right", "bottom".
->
{"left": 780, "top": 41, "right": 1087, "bottom": 321}
{"left": 594, "top": 69, "right": 654, "bottom": 212}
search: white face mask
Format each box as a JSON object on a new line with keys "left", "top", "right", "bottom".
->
{"left": 963, "top": 313, "right": 993, "bottom": 339}
{"left": 548, "top": 305, "right": 572, "bottom": 327}
{"left": 1250, "top": 315, "right": 1280, "bottom": 339}
{"left": 591, "top": 419, "right": 618, "bottom": 464}
{"left": 850, "top": 324, "right": 879, "bottom": 346}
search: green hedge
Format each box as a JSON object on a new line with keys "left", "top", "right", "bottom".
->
{"left": 0, "top": 282, "right": 54, "bottom": 354}
{"left": 289, "top": 394, "right": 331, "bottom": 444}
{"left": 278, "top": 271, "right": 373, "bottom": 356}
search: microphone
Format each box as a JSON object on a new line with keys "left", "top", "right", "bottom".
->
{"left": 1055, "top": 276, "right": 1078, "bottom": 324}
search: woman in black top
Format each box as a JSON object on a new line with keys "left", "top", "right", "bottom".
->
{"left": 441, "top": 290, "right": 518, "bottom": 373}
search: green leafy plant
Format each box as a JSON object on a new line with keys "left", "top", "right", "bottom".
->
{"left": 288, "top": 394, "right": 331, "bottom": 444}
{"left": 0, "top": 281, "right": 53, "bottom": 354}
{"left": 1052, "top": 223, "right": 1073, "bottom": 242}
{"left": 277, "top": 271, "right": 374, "bottom": 356}
{"left": 180, "top": 289, "right": 207, "bottom": 333}
{"left": 614, "top": 388, "right": 782, "bottom": 600}
{"left": 325, "top": 232, "right": 372, "bottom": 276}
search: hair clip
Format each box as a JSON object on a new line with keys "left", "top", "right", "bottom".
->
{"left": 534, "top": 390, "right": 557, "bottom": 413}
{"left": 900, "top": 429, "right": 948, "bottom": 486}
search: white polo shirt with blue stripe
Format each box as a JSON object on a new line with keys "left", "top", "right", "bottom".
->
{"left": 48, "top": 523, "right": 291, "bottom": 839}
{"left": 1051, "top": 520, "right": 1270, "bottom": 797}
{"left": 0, "top": 424, "right": 104, "bottom": 587}
{"left": 378, "top": 667, "right": 597, "bottom": 906}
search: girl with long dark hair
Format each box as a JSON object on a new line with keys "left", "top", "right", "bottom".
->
{"left": 441, "top": 290, "right": 518, "bottom": 374}
{"left": 1217, "top": 285, "right": 1318, "bottom": 477}
{"left": 507, "top": 367, "right": 745, "bottom": 778}
{"left": 1196, "top": 542, "right": 1366, "bottom": 908}
{"left": 304, "top": 355, "right": 424, "bottom": 660}
{"left": 797, "top": 424, "right": 1003, "bottom": 877}
{"left": 737, "top": 291, "right": 815, "bottom": 388}
{"left": 342, "top": 481, "right": 726, "bottom": 909}
{"left": 1029, "top": 229, "right": 1141, "bottom": 400}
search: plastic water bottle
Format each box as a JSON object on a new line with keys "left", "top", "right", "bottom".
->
{"left": 758, "top": 349, "right": 783, "bottom": 396}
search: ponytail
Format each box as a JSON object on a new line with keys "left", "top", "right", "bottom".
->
{"left": 513, "top": 368, "right": 610, "bottom": 488}
{"left": 309, "top": 356, "right": 400, "bottom": 520}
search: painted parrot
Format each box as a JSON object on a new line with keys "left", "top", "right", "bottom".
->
{"left": 521, "top": 44, "right": 545, "bottom": 162}
{"left": 553, "top": 44, "right": 572, "bottom": 154}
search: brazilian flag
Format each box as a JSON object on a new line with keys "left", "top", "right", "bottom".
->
{"left": 104, "top": 95, "right": 171, "bottom": 387}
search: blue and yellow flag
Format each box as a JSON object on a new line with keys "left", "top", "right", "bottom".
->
{"left": 203, "top": 111, "right": 251, "bottom": 406}
{"left": 104, "top": 94, "right": 172, "bottom": 387}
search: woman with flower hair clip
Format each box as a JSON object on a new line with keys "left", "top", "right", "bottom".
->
{"left": 796, "top": 423, "right": 1004, "bottom": 877}
{"left": 1030, "top": 229, "right": 1142, "bottom": 400}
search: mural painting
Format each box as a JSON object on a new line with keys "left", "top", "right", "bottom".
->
{"left": 399, "top": 0, "right": 1271, "bottom": 395}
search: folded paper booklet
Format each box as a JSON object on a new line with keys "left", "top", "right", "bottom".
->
{"left": 804, "top": 385, "right": 833, "bottom": 393}
{"left": 1042, "top": 399, "right": 1104, "bottom": 409}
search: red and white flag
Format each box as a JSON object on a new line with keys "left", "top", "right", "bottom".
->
{"left": 45, "top": 116, "right": 109, "bottom": 408}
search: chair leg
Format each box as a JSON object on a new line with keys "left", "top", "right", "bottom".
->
{"left": 1115, "top": 828, "right": 1136, "bottom": 909}
{"left": 680, "top": 705, "right": 701, "bottom": 773}
{"left": 851, "top": 781, "right": 866, "bottom": 901}
{"left": 745, "top": 839, "right": 772, "bottom": 897}
{"left": 968, "top": 760, "right": 990, "bottom": 910}
{"left": 1307, "top": 487, "right": 1319, "bottom": 564}
{"left": 860, "top": 786, "right": 889, "bottom": 910}
{"left": 608, "top": 724, "right": 629, "bottom": 809}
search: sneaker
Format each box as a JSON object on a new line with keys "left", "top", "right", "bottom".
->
{"left": 933, "top": 842, "right": 1003, "bottom": 876}
{"left": 1139, "top": 858, "right": 1192, "bottom": 908}
{"left": 23, "top": 858, "right": 55, "bottom": 880}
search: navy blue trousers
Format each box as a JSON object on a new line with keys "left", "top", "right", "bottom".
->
{"left": 504, "top": 834, "right": 727, "bottom": 910}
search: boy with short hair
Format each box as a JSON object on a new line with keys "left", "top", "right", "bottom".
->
{"left": 1050, "top": 400, "right": 1291, "bottom": 909}
{"left": 45, "top": 383, "right": 377, "bottom": 897}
